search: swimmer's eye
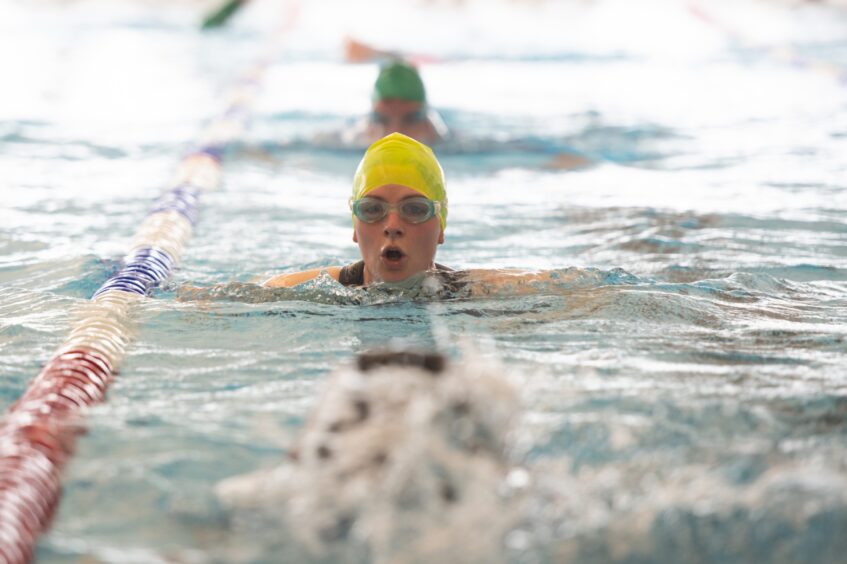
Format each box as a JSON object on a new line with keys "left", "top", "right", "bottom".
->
{"left": 402, "top": 110, "right": 427, "bottom": 125}
{"left": 356, "top": 199, "right": 388, "bottom": 222}
{"left": 399, "top": 199, "right": 433, "bottom": 220}
{"left": 369, "top": 111, "right": 391, "bottom": 126}
{"left": 368, "top": 110, "right": 427, "bottom": 126}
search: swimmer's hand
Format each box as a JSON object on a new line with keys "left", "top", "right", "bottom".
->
{"left": 343, "top": 37, "right": 442, "bottom": 65}
{"left": 201, "top": 0, "right": 247, "bottom": 30}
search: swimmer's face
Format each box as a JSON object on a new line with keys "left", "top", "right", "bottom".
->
{"left": 353, "top": 184, "right": 444, "bottom": 284}
{"left": 367, "top": 99, "right": 439, "bottom": 145}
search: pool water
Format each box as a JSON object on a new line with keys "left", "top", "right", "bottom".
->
{"left": 2, "top": 0, "right": 847, "bottom": 562}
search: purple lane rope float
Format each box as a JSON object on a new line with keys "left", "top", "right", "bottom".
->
{"left": 0, "top": 4, "right": 299, "bottom": 561}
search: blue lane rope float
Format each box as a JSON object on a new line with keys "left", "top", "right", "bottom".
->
{"left": 0, "top": 4, "right": 300, "bottom": 562}
{"left": 92, "top": 247, "right": 177, "bottom": 298}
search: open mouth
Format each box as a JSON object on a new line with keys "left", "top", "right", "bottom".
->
{"left": 381, "top": 247, "right": 406, "bottom": 264}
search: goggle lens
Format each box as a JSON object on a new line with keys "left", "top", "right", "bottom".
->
{"left": 351, "top": 197, "right": 439, "bottom": 224}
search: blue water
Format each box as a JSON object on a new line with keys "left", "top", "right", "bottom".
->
{"left": 2, "top": 0, "right": 847, "bottom": 562}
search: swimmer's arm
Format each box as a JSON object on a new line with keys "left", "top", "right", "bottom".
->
{"left": 176, "top": 267, "right": 342, "bottom": 301}
{"left": 262, "top": 267, "right": 343, "bottom": 288}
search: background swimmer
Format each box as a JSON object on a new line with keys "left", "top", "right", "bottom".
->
{"left": 339, "top": 38, "right": 592, "bottom": 170}
{"left": 355, "top": 59, "right": 447, "bottom": 146}
{"left": 303, "top": 57, "right": 451, "bottom": 149}
{"left": 237, "top": 40, "right": 592, "bottom": 173}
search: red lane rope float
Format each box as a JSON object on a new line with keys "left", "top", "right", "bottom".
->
{"left": 0, "top": 349, "right": 110, "bottom": 563}
{"left": 0, "top": 3, "right": 300, "bottom": 561}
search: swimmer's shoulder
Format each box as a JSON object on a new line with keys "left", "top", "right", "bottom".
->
{"left": 263, "top": 267, "right": 343, "bottom": 288}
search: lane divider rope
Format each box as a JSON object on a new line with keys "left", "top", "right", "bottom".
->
{"left": 0, "top": 4, "right": 299, "bottom": 562}
{"left": 688, "top": 1, "right": 847, "bottom": 84}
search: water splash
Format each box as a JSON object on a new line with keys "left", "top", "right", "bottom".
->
{"left": 216, "top": 348, "right": 526, "bottom": 563}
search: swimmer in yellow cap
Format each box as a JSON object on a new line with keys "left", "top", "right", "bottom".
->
{"left": 265, "top": 132, "right": 449, "bottom": 287}
{"left": 263, "top": 132, "right": 588, "bottom": 292}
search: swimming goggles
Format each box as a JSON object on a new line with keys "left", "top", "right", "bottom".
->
{"left": 369, "top": 109, "right": 428, "bottom": 126}
{"left": 349, "top": 196, "right": 442, "bottom": 224}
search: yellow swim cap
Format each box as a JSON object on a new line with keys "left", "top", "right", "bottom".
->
{"left": 352, "top": 132, "right": 447, "bottom": 229}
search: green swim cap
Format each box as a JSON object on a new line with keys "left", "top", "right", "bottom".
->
{"left": 352, "top": 132, "right": 447, "bottom": 229}
{"left": 372, "top": 60, "right": 426, "bottom": 104}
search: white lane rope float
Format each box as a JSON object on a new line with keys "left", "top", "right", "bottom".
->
{"left": 0, "top": 4, "right": 299, "bottom": 562}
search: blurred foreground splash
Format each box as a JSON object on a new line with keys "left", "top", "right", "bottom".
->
{"left": 216, "top": 348, "right": 528, "bottom": 564}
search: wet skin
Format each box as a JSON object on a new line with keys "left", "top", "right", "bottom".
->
{"left": 365, "top": 99, "right": 440, "bottom": 146}
{"left": 352, "top": 184, "right": 444, "bottom": 284}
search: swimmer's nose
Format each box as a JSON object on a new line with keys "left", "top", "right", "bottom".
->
{"left": 383, "top": 211, "right": 405, "bottom": 238}
{"left": 387, "top": 117, "right": 403, "bottom": 133}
